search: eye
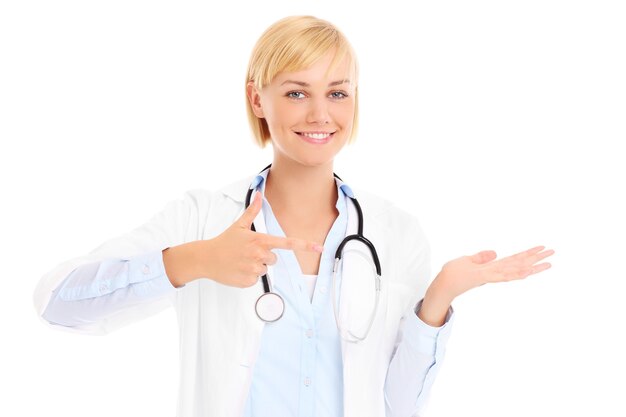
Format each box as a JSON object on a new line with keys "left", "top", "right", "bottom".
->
{"left": 285, "top": 91, "right": 349, "bottom": 100}
{"left": 330, "top": 91, "right": 349, "bottom": 99}
{"left": 286, "top": 91, "right": 305, "bottom": 99}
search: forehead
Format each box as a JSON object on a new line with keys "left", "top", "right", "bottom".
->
{"left": 272, "top": 52, "right": 355, "bottom": 87}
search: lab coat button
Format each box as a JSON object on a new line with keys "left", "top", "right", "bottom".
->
{"left": 99, "top": 283, "right": 108, "bottom": 293}
{"left": 142, "top": 265, "right": 150, "bottom": 274}
{"left": 304, "top": 377, "right": 311, "bottom": 386}
{"left": 306, "top": 329, "right": 314, "bottom": 338}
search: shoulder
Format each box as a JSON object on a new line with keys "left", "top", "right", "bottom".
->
{"left": 175, "top": 177, "right": 251, "bottom": 227}
{"left": 352, "top": 185, "right": 426, "bottom": 240}
{"left": 215, "top": 175, "right": 256, "bottom": 204}
{"left": 177, "top": 175, "right": 253, "bottom": 210}
{"left": 352, "top": 187, "right": 430, "bottom": 295}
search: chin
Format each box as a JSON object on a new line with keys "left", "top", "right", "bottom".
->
{"left": 298, "top": 152, "right": 341, "bottom": 167}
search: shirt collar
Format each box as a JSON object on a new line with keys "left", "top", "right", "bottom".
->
{"left": 249, "top": 166, "right": 355, "bottom": 204}
{"left": 218, "top": 172, "right": 392, "bottom": 220}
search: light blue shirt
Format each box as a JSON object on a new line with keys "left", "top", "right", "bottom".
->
{"left": 42, "top": 171, "right": 454, "bottom": 416}
{"left": 242, "top": 168, "right": 349, "bottom": 416}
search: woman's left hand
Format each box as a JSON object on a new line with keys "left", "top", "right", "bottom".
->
{"left": 434, "top": 245, "right": 555, "bottom": 302}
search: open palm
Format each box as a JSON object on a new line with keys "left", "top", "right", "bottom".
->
{"left": 438, "top": 245, "right": 555, "bottom": 300}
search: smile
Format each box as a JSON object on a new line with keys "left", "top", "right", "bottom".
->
{"left": 295, "top": 131, "right": 335, "bottom": 144}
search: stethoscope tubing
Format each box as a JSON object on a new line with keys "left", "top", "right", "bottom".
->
{"left": 246, "top": 164, "right": 382, "bottom": 341}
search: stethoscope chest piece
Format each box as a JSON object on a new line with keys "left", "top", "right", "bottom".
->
{"left": 255, "top": 291, "right": 285, "bottom": 322}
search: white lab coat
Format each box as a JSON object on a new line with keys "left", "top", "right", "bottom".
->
{"left": 33, "top": 173, "right": 437, "bottom": 417}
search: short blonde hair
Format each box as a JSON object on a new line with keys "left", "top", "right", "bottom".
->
{"left": 245, "top": 15, "right": 359, "bottom": 148}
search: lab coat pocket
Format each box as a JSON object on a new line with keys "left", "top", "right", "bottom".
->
{"left": 238, "top": 280, "right": 266, "bottom": 368}
{"left": 239, "top": 338, "right": 256, "bottom": 368}
{"left": 239, "top": 329, "right": 262, "bottom": 370}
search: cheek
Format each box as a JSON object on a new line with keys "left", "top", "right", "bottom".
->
{"left": 338, "top": 103, "right": 355, "bottom": 126}
{"left": 271, "top": 102, "right": 301, "bottom": 126}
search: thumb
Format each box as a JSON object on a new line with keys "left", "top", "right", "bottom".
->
{"left": 470, "top": 250, "right": 497, "bottom": 264}
{"left": 237, "top": 191, "right": 262, "bottom": 228}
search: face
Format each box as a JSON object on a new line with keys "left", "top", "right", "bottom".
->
{"left": 247, "top": 50, "right": 356, "bottom": 168}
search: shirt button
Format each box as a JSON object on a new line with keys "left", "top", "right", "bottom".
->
{"left": 142, "top": 265, "right": 150, "bottom": 274}
{"left": 99, "top": 283, "right": 109, "bottom": 293}
{"left": 304, "top": 377, "right": 311, "bottom": 386}
{"left": 319, "top": 286, "right": 327, "bottom": 294}
{"left": 306, "top": 329, "right": 314, "bottom": 338}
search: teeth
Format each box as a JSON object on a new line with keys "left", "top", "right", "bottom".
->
{"left": 301, "top": 132, "right": 331, "bottom": 139}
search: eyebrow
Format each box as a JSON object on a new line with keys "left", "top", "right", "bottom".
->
{"left": 280, "top": 79, "right": 350, "bottom": 87}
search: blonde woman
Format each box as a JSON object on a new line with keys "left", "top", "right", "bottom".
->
{"left": 33, "top": 15, "right": 554, "bottom": 417}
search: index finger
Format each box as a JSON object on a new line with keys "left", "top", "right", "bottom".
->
{"left": 502, "top": 245, "right": 555, "bottom": 265}
{"left": 261, "top": 234, "right": 323, "bottom": 253}
{"left": 506, "top": 245, "right": 547, "bottom": 261}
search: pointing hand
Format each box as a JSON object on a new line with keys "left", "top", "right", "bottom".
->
{"left": 203, "top": 192, "right": 324, "bottom": 288}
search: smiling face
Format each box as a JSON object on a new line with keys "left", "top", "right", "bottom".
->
{"left": 247, "top": 50, "right": 356, "bottom": 168}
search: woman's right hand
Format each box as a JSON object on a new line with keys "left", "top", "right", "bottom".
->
{"left": 163, "top": 192, "right": 324, "bottom": 288}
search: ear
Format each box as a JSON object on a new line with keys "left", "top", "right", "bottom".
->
{"left": 246, "top": 81, "right": 265, "bottom": 119}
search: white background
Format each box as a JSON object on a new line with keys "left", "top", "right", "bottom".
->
{"left": 1, "top": 0, "right": 624, "bottom": 416}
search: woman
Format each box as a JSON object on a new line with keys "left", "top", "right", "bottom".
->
{"left": 33, "top": 15, "right": 554, "bottom": 417}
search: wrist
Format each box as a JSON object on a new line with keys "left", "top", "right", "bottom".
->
{"left": 162, "top": 241, "right": 207, "bottom": 287}
{"left": 427, "top": 274, "right": 456, "bottom": 305}
{"left": 417, "top": 279, "right": 454, "bottom": 327}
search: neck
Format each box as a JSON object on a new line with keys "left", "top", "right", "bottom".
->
{"left": 264, "top": 158, "right": 338, "bottom": 214}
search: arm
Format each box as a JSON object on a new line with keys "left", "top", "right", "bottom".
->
{"left": 383, "top": 215, "right": 454, "bottom": 417}
{"left": 34, "top": 186, "right": 321, "bottom": 334}
{"left": 384, "top": 297, "right": 454, "bottom": 417}
{"left": 385, "top": 220, "right": 555, "bottom": 416}
{"left": 42, "top": 249, "right": 179, "bottom": 328}
{"left": 33, "top": 189, "right": 209, "bottom": 335}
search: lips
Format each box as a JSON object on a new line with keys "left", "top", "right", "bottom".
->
{"left": 295, "top": 131, "right": 335, "bottom": 136}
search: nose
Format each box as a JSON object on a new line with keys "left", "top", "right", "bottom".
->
{"left": 306, "top": 97, "right": 331, "bottom": 125}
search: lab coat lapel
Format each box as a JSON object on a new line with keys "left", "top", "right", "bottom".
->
{"left": 338, "top": 192, "right": 390, "bottom": 416}
{"left": 337, "top": 195, "right": 358, "bottom": 360}
{"left": 238, "top": 188, "right": 270, "bottom": 365}
{"left": 337, "top": 194, "right": 386, "bottom": 358}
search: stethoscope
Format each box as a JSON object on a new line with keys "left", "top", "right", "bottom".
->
{"left": 245, "top": 164, "right": 382, "bottom": 343}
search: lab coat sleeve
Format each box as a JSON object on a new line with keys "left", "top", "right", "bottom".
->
{"left": 384, "top": 300, "right": 454, "bottom": 417}
{"left": 41, "top": 249, "right": 177, "bottom": 328}
{"left": 384, "top": 215, "right": 455, "bottom": 417}
{"left": 33, "top": 189, "right": 210, "bottom": 335}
